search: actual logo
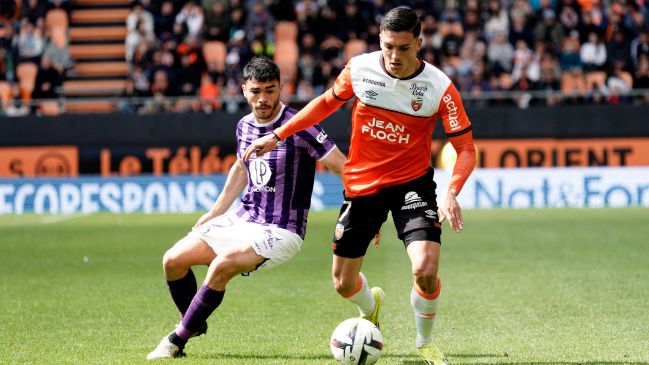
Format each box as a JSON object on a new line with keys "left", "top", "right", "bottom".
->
{"left": 411, "top": 95, "right": 423, "bottom": 111}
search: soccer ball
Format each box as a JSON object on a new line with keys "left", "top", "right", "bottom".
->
{"left": 330, "top": 318, "right": 383, "bottom": 365}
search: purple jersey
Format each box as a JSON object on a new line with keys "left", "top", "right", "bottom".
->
{"left": 235, "top": 104, "right": 336, "bottom": 239}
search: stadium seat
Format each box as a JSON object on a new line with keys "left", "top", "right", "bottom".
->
{"left": 69, "top": 44, "right": 125, "bottom": 59}
{"left": 65, "top": 100, "right": 115, "bottom": 113}
{"left": 16, "top": 62, "right": 38, "bottom": 104}
{"left": 74, "top": 62, "right": 128, "bottom": 77}
{"left": 71, "top": 8, "right": 129, "bottom": 23}
{"left": 45, "top": 9, "right": 69, "bottom": 30}
{"left": 63, "top": 80, "right": 126, "bottom": 96}
{"left": 69, "top": 26, "right": 127, "bottom": 42}
{"left": 39, "top": 101, "right": 61, "bottom": 116}
{"left": 203, "top": 41, "right": 227, "bottom": 73}
{"left": 275, "top": 21, "right": 298, "bottom": 43}
{"left": 72, "top": 0, "right": 130, "bottom": 5}
{"left": 344, "top": 39, "right": 367, "bottom": 62}
{"left": 274, "top": 41, "right": 299, "bottom": 82}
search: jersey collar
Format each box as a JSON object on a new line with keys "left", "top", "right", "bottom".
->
{"left": 253, "top": 103, "right": 285, "bottom": 127}
{"left": 379, "top": 53, "right": 425, "bottom": 80}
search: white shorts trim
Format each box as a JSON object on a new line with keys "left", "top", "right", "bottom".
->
{"left": 187, "top": 213, "right": 302, "bottom": 272}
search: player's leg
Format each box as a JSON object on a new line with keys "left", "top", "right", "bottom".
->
{"left": 332, "top": 196, "right": 387, "bottom": 326}
{"left": 406, "top": 240, "right": 442, "bottom": 347}
{"left": 148, "top": 245, "right": 265, "bottom": 360}
{"left": 162, "top": 236, "right": 216, "bottom": 317}
{"left": 391, "top": 169, "right": 448, "bottom": 364}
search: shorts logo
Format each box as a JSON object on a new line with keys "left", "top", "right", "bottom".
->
{"left": 404, "top": 191, "right": 421, "bottom": 204}
{"left": 316, "top": 130, "right": 328, "bottom": 143}
{"left": 402, "top": 191, "right": 428, "bottom": 210}
{"left": 411, "top": 96, "right": 423, "bottom": 111}
{"left": 425, "top": 209, "right": 438, "bottom": 220}
{"left": 334, "top": 223, "right": 345, "bottom": 240}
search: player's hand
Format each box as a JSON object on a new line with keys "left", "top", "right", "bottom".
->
{"left": 243, "top": 134, "right": 278, "bottom": 162}
{"left": 439, "top": 188, "right": 463, "bottom": 233}
{"left": 193, "top": 211, "right": 217, "bottom": 229}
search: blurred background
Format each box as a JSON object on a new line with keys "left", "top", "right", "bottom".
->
{"left": 1, "top": 0, "right": 648, "bottom": 213}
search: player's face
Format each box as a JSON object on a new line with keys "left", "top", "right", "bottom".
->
{"left": 379, "top": 30, "right": 422, "bottom": 78}
{"left": 242, "top": 78, "right": 281, "bottom": 121}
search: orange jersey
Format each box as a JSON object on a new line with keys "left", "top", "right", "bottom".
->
{"left": 331, "top": 52, "right": 473, "bottom": 197}
{"left": 275, "top": 51, "right": 475, "bottom": 198}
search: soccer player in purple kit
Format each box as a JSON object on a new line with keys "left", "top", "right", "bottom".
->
{"left": 147, "top": 56, "right": 347, "bottom": 359}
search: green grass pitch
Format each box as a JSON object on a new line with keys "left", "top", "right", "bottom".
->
{"left": 1, "top": 209, "right": 648, "bottom": 364}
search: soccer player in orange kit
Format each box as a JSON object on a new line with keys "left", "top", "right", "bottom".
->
{"left": 244, "top": 6, "right": 475, "bottom": 364}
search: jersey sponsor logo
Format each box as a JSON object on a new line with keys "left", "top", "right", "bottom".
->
{"left": 249, "top": 158, "right": 273, "bottom": 188}
{"left": 442, "top": 93, "right": 461, "bottom": 131}
{"left": 361, "top": 118, "right": 411, "bottom": 144}
{"left": 364, "top": 90, "right": 378, "bottom": 100}
{"left": 410, "top": 83, "right": 428, "bottom": 96}
{"left": 401, "top": 191, "right": 428, "bottom": 210}
{"left": 411, "top": 95, "right": 423, "bottom": 111}
{"left": 362, "top": 77, "right": 386, "bottom": 87}
{"left": 316, "top": 130, "right": 329, "bottom": 143}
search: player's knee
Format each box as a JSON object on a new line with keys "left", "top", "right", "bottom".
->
{"left": 411, "top": 261, "right": 438, "bottom": 280}
{"left": 332, "top": 276, "right": 356, "bottom": 296}
{"left": 162, "top": 249, "right": 187, "bottom": 276}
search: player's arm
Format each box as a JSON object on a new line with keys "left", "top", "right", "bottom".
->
{"left": 437, "top": 83, "right": 476, "bottom": 233}
{"left": 243, "top": 62, "right": 355, "bottom": 161}
{"left": 242, "top": 89, "right": 347, "bottom": 161}
{"left": 194, "top": 159, "right": 248, "bottom": 228}
{"left": 319, "top": 146, "right": 347, "bottom": 177}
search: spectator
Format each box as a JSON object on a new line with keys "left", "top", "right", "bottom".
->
{"left": 204, "top": 1, "right": 230, "bottom": 41}
{"left": 21, "top": 0, "right": 47, "bottom": 25}
{"left": 174, "top": 2, "right": 204, "bottom": 39}
{"left": 154, "top": 1, "right": 175, "bottom": 39}
{"left": 534, "top": 8, "right": 565, "bottom": 53}
{"left": 630, "top": 28, "right": 649, "bottom": 69}
{"left": 127, "top": 2, "right": 154, "bottom": 38}
{"left": 488, "top": 31, "right": 514, "bottom": 73}
{"left": 125, "top": 19, "right": 156, "bottom": 62}
{"left": 484, "top": 0, "right": 509, "bottom": 40}
{"left": 244, "top": 1, "right": 273, "bottom": 42}
{"left": 634, "top": 54, "right": 649, "bottom": 91}
{"left": 32, "top": 54, "right": 61, "bottom": 99}
{"left": 199, "top": 72, "right": 220, "bottom": 112}
{"left": 14, "top": 19, "right": 45, "bottom": 63}
{"left": 42, "top": 33, "right": 71, "bottom": 73}
{"left": 580, "top": 31, "right": 607, "bottom": 71}
{"left": 607, "top": 29, "right": 632, "bottom": 72}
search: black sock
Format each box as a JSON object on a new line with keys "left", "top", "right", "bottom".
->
{"left": 166, "top": 269, "right": 197, "bottom": 316}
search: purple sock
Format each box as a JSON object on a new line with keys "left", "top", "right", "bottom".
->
{"left": 167, "top": 269, "right": 197, "bottom": 316}
{"left": 175, "top": 284, "right": 224, "bottom": 341}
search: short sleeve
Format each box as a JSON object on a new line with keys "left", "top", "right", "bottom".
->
{"left": 332, "top": 61, "right": 355, "bottom": 101}
{"left": 295, "top": 125, "right": 336, "bottom": 160}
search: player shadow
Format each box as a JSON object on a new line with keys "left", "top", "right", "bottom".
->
{"left": 190, "top": 351, "right": 331, "bottom": 361}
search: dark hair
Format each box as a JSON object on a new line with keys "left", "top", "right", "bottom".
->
{"left": 242, "top": 56, "right": 280, "bottom": 83}
{"left": 380, "top": 6, "right": 421, "bottom": 38}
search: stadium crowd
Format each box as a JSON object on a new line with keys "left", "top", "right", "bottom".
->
{"left": 1, "top": 0, "right": 649, "bottom": 115}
